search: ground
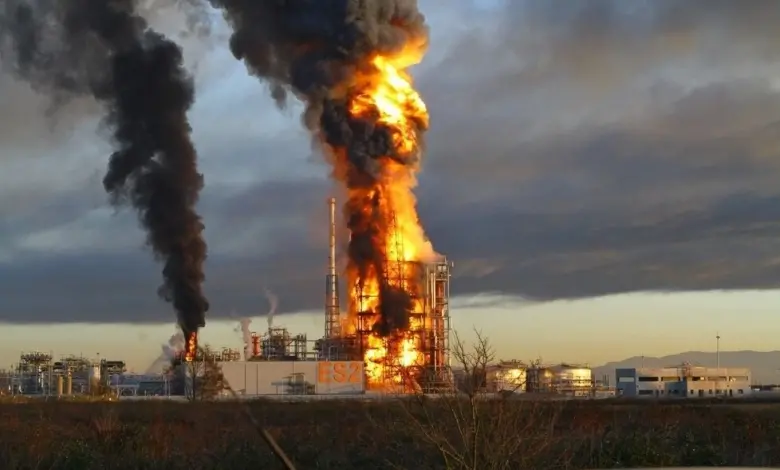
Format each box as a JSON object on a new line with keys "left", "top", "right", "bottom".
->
{"left": 1, "top": 397, "right": 780, "bottom": 469}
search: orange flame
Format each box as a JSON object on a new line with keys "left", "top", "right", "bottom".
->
{"left": 184, "top": 332, "right": 197, "bottom": 362}
{"left": 340, "top": 48, "right": 433, "bottom": 390}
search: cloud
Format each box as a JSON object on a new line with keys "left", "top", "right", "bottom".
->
{"left": 3, "top": 1, "right": 780, "bottom": 323}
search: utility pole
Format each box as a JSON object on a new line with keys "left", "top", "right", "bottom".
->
{"left": 716, "top": 333, "right": 721, "bottom": 371}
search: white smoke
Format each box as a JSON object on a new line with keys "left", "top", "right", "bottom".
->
{"left": 239, "top": 317, "right": 252, "bottom": 360}
{"left": 227, "top": 308, "right": 254, "bottom": 360}
{"left": 144, "top": 328, "right": 185, "bottom": 374}
{"left": 264, "top": 287, "right": 279, "bottom": 330}
{"left": 162, "top": 331, "right": 185, "bottom": 360}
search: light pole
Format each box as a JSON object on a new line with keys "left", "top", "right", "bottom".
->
{"left": 716, "top": 333, "right": 721, "bottom": 371}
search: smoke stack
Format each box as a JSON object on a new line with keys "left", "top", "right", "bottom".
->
{"left": 326, "top": 197, "right": 340, "bottom": 338}
{"left": 329, "top": 197, "right": 337, "bottom": 278}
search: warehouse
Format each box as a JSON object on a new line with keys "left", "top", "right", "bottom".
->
{"left": 209, "top": 361, "right": 365, "bottom": 396}
{"left": 616, "top": 364, "right": 752, "bottom": 398}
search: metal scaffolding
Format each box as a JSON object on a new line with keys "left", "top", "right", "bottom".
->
{"left": 352, "top": 257, "right": 452, "bottom": 391}
{"left": 244, "top": 327, "right": 314, "bottom": 361}
{"left": 314, "top": 198, "right": 454, "bottom": 392}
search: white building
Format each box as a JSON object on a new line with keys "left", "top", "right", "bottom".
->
{"left": 616, "top": 365, "right": 752, "bottom": 398}
{"left": 526, "top": 364, "right": 593, "bottom": 397}
{"left": 212, "top": 361, "right": 365, "bottom": 396}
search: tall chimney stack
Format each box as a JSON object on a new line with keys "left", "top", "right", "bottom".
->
{"left": 325, "top": 197, "right": 340, "bottom": 338}
{"left": 329, "top": 197, "right": 336, "bottom": 280}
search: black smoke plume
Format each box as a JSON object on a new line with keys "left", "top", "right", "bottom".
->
{"left": 0, "top": 0, "right": 209, "bottom": 338}
{"left": 208, "top": 0, "right": 429, "bottom": 336}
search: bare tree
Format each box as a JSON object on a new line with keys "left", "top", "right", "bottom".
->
{"left": 392, "top": 328, "right": 565, "bottom": 470}
{"left": 452, "top": 329, "right": 494, "bottom": 397}
{"left": 165, "top": 344, "right": 226, "bottom": 401}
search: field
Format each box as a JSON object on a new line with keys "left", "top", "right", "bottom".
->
{"left": 2, "top": 397, "right": 780, "bottom": 469}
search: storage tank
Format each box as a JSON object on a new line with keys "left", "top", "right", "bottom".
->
{"left": 549, "top": 364, "right": 593, "bottom": 397}
{"left": 56, "top": 376, "right": 64, "bottom": 396}
{"left": 526, "top": 367, "right": 554, "bottom": 393}
{"left": 486, "top": 363, "right": 526, "bottom": 393}
{"left": 88, "top": 364, "right": 102, "bottom": 393}
{"left": 65, "top": 375, "right": 73, "bottom": 395}
{"left": 89, "top": 365, "right": 101, "bottom": 382}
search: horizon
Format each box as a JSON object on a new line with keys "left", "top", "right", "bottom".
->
{"left": 2, "top": 290, "right": 780, "bottom": 374}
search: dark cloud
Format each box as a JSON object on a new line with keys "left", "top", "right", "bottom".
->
{"left": 454, "top": 0, "right": 780, "bottom": 98}
{"left": 4, "top": 171, "right": 780, "bottom": 323}
{"left": 0, "top": 178, "right": 336, "bottom": 322}
{"left": 0, "top": 249, "right": 327, "bottom": 323}
{"left": 3, "top": 1, "right": 780, "bottom": 322}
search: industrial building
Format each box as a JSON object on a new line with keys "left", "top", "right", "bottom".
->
{"left": 109, "top": 374, "right": 174, "bottom": 396}
{"left": 471, "top": 361, "right": 595, "bottom": 397}
{"left": 173, "top": 332, "right": 367, "bottom": 397}
{"left": 616, "top": 364, "right": 753, "bottom": 398}
{"left": 4, "top": 351, "right": 127, "bottom": 397}
{"left": 218, "top": 361, "right": 365, "bottom": 396}
{"left": 526, "top": 363, "right": 594, "bottom": 397}
{"left": 485, "top": 361, "right": 527, "bottom": 393}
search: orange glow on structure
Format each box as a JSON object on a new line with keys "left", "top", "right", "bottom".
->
{"left": 184, "top": 332, "right": 197, "bottom": 362}
{"left": 336, "top": 49, "right": 434, "bottom": 390}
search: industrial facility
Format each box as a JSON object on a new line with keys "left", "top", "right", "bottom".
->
{"left": 2, "top": 351, "right": 127, "bottom": 397}
{"left": 0, "top": 198, "right": 449, "bottom": 399}
{"left": 313, "top": 198, "right": 453, "bottom": 392}
{"left": 465, "top": 361, "right": 596, "bottom": 397}
{"left": 4, "top": 200, "right": 755, "bottom": 401}
{"left": 526, "top": 363, "right": 594, "bottom": 397}
{"left": 484, "top": 361, "right": 527, "bottom": 393}
{"left": 616, "top": 364, "right": 753, "bottom": 398}
{"left": 168, "top": 197, "right": 454, "bottom": 397}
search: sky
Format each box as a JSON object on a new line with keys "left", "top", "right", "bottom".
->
{"left": 2, "top": 0, "right": 780, "bottom": 372}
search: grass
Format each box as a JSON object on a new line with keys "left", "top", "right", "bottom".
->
{"left": 1, "top": 398, "right": 780, "bottom": 469}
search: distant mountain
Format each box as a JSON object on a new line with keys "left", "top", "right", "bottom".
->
{"left": 592, "top": 351, "right": 780, "bottom": 385}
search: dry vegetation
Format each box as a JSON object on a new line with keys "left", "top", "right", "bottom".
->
{"left": 2, "top": 398, "right": 780, "bottom": 469}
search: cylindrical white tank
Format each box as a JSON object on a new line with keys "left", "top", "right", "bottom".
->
{"left": 550, "top": 364, "right": 593, "bottom": 396}
{"left": 88, "top": 365, "right": 102, "bottom": 393}
{"left": 487, "top": 366, "right": 526, "bottom": 393}
{"left": 527, "top": 367, "right": 554, "bottom": 392}
{"left": 89, "top": 365, "right": 101, "bottom": 382}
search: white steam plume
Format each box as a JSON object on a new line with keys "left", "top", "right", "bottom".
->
{"left": 239, "top": 317, "right": 252, "bottom": 360}
{"left": 264, "top": 287, "right": 278, "bottom": 330}
{"left": 145, "top": 327, "right": 185, "bottom": 374}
